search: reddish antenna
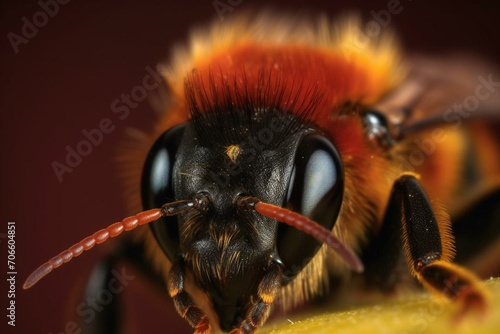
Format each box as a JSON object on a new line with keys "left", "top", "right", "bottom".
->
{"left": 238, "top": 196, "right": 364, "bottom": 273}
{"left": 23, "top": 199, "right": 199, "bottom": 289}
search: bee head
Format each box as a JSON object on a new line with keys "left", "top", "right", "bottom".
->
{"left": 142, "top": 106, "right": 354, "bottom": 330}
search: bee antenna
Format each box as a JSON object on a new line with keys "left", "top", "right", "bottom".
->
{"left": 23, "top": 198, "right": 206, "bottom": 290}
{"left": 238, "top": 196, "right": 364, "bottom": 273}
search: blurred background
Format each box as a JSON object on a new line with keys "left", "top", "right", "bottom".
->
{"left": 1, "top": 0, "right": 499, "bottom": 333}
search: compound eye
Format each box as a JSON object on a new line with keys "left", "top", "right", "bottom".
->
{"left": 278, "top": 134, "right": 344, "bottom": 279}
{"left": 141, "top": 124, "right": 186, "bottom": 261}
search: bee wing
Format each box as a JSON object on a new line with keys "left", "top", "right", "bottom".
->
{"left": 373, "top": 54, "right": 500, "bottom": 137}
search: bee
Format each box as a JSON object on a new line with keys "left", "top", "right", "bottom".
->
{"left": 24, "top": 12, "right": 500, "bottom": 334}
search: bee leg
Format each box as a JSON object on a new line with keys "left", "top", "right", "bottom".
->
{"left": 237, "top": 262, "right": 282, "bottom": 334}
{"left": 390, "top": 174, "right": 488, "bottom": 319}
{"left": 79, "top": 253, "right": 122, "bottom": 334}
{"left": 362, "top": 196, "right": 406, "bottom": 293}
{"left": 78, "top": 239, "right": 170, "bottom": 334}
{"left": 168, "top": 258, "right": 210, "bottom": 334}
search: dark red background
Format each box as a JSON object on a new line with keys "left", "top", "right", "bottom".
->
{"left": 1, "top": 1, "right": 499, "bottom": 333}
